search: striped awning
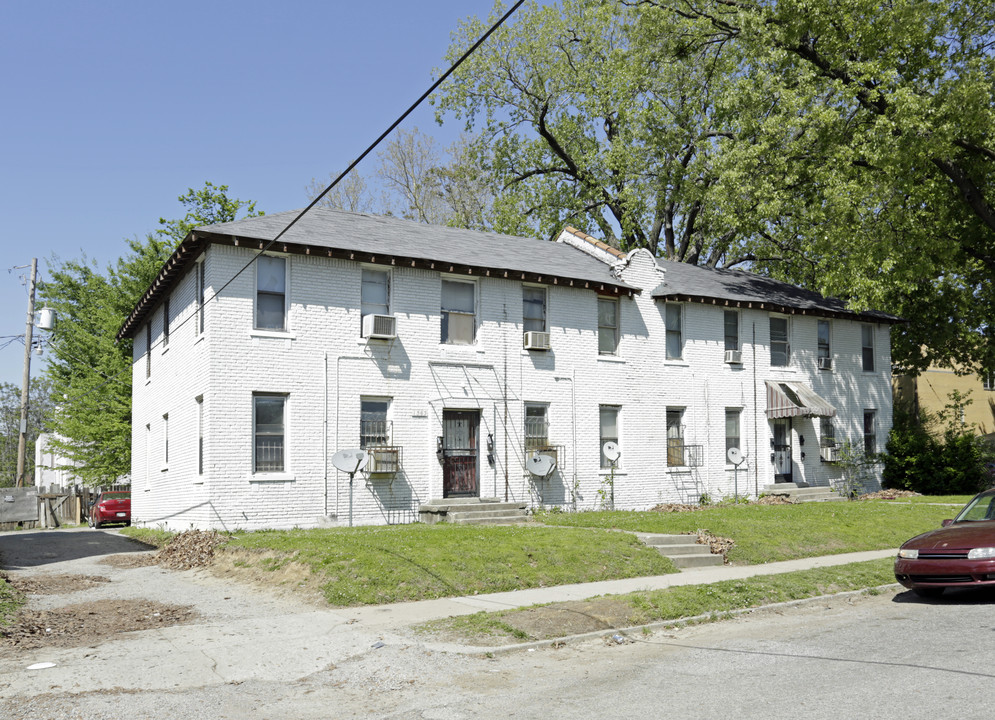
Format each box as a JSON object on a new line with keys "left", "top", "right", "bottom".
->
{"left": 765, "top": 381, "right": 836, "bottom": 419}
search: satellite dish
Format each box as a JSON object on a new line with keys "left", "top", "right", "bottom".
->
{"left": 727, "top": 447, "right": 744, "bottom": 466}
{"left": 602, "top": 441, "right": 620, "bottom": 462}
{"left": 527, "top": 452, "right": 556, "bottom": 478}
{"left": 331, "top": 449, "right": 369, "bottom": 474}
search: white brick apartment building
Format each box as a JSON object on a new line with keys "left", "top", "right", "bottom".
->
{"left": 118, "top": 210, "right": 899, "bottom": 531}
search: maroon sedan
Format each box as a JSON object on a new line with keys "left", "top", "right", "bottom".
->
{"left": 88, "top": 491, "right": 131, "bottom": 529}
{"left": 894, "top": 488, "right": 995, "bottom": 598}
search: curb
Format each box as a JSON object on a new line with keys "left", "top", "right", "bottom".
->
{"left": 421, "top": 583, "right": 903, "bottom": 657}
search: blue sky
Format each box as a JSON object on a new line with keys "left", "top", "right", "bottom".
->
{"left": 0, "top": 0, "right": 507, "bottom": 387}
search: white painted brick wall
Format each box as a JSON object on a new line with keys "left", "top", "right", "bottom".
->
{"left": 130, "top": 243, "right": 892, "bottom": 530}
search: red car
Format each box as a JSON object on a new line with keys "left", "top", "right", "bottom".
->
{"left": 894, "top": 488, "right": 995, "bottom": 598}
{"left": 88, "top": 491, "right": 131, "bottom": 529}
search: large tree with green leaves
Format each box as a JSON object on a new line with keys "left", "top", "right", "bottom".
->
{"left": 40, "top": 183, "right": 262, "bottom": 484}
{"left": 437, "top": 0, "right": 995, "bottom": 371}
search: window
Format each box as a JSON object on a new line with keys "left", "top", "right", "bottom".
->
{"left": 863, "top": 410, "right": 876, "bottom": 456}
{"left": 984, "top": 372, "right": 994, "bottom": 392}
{"left": 598, "top": 297, "right": 619, "bottom": 355}
{"left": 817, "top": 320, "right": 830, "bottom": 361}
{"left": 599, "top": 405, "right": 619, "bottom": 468}
{"left": 770, "top": 316, "right": 790, "bottom": 367}
{"left": 162, "top": 297, "right": 170, "bottom": 347}
{"left": 667, "top": 408, "right": 684, "bottom": 466}
{"left": 254, "top": 394, "right": 286, "bottom": 472}
{"left": 360, "top": 398, "right": 390, "bottom": 448}
{"left": 820, "top": 416, "right": 836, "bottom": 448}
{"left": 725, "top": 409, "right": 741, "bottom": 457}
{"left": 197, "top": 259, "right": 206, "bottom": 335}
{"left": 441, "top": 279, "right": 475, "bottom": 344}
{"left": 523, "top": 286, "right": 547, "bottom": 333}
{"left": 162, "top": 413, "right": 169, "bottom": 468}
{"left": 361, "top": 269, "right": 390, "bottom": 321}
{"left": 666, "top": 304, "right": 683, "bottom": 360}
{"left": 256, "top": 255, "right": 287, "bottom": 331}
{"left": 724, "top": 311, "right": 739, "bottom": 352}
{"left": 197, "top": 396, "right": 204, "bottom": 476}
{"left": 525, "top": 404, "right": 549, "bottom": 453}
{"left": 145, "top": 323, "right": 151, "bottom": 379}
{"left": 861, "top": 325, "right": 875, "bottom": 371}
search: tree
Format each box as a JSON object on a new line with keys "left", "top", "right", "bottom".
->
{"left": 633, "top": 0, "right": 995, "bottom": 371}
{"left": 0, "top": 377, "right": 53, "bottom": 487}
{"left": 40, "top": 183, "right": 262, "bottom": 485}
{"left": 437, "top": 0, "right": 995, "bottom": 370}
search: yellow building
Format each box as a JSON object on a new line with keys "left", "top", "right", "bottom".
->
{"left": 894, "top": 368, "right": 995, "bottom": 439}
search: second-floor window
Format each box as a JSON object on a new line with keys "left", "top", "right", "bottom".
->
{"left": 163, "top": 297, "right": 170, "bottom": 347}
{"left": 666, "top": 304, "right": 683, "bottom": 360}
{"left": 523, "top": 286, "right": 547, "bottom": 333}
{"left": 256, "top": 256, "right": 287, "bottom": 331}
{"left": 724, "top": 311, "right": 739, "bottom": 352}
{"left": 862, "top": 325, "right": 875, "bottom": 371}
{"left": 818, "top": 320, "right": 831, "bottom": 361}
{"left": 984, "top": 372, "right": 994, "bottom": 392}
{"left": 598, "top": 297, "right": 619, "bottom": 355}
{"left": 197, "top": 259, "right": 206, "bottom": 334}
{"left": 441, "top": 279, "right": 476, "bottom": 344}
{"left": 770, "top": 316, "right": 790, "bottom": 367}
{"left": 361, "top": 269, "right": 390, "bottom": 320}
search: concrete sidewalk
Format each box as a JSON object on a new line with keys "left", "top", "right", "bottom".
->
{"left": 344, "top": 548, "right": 897, "bottom": 630}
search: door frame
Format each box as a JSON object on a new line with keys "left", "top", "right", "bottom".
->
{"left": 441, "top": 409, "right": 480, "bottom": 498}
{"left": 772, "top": 417, "right": 793, "bottom": 483}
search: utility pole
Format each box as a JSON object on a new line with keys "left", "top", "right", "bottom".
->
{"left": 16, "top": 258, "right": 37, "bottom": 488}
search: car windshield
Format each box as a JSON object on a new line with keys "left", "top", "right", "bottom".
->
{"left": 954, "top": 493, "right": 995, "bottom": 523}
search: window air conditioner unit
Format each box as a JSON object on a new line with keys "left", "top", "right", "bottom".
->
{"left": 724, "top": 350, "right": 742, "bottom": 364}
{"left": 820, "top": 445, "right": 840, "bottom": 463}
{"left": 817, "top": 357, "right": 833, "bottom": 370}
{"left": 368, "top": 447, "right": 400, "bottom": 474}
{"left": 362, "top": 314, "right": 396, "bottom": 339}
{"left": 523, "top": 331, "right": 551, "bottom": 351}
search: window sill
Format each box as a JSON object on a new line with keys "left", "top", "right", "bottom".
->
{"left": 665, "top": 360, "right": 689, "bottom": 367}
{"left": 597, "top": 355, "right": 625, "bottom": 364}
{"left": 249, "top": 329, "right": 296, "bottom": 340}
{"left": 249, "top": 473, "right": 295, "bottom": 483}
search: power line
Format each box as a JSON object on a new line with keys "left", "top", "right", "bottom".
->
{"left": 44, "top": 2, "right": 526, "bottom": 416}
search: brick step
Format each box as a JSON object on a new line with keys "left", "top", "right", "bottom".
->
{"left": 671, "top": 553, "right": 726, "bottom": 569}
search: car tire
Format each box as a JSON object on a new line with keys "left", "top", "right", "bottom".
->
{"left": 913, "top": 587, "right": 944, "bottom": 599}
{"left": 92, "top": 520, "right": 101, "bottom": 530}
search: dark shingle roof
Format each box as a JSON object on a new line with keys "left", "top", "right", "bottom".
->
{"left": 118, "top": 209, "right": 634, "bottom": 339}
{"left": 650, "top": 259, "right": 901, "bottom": 323}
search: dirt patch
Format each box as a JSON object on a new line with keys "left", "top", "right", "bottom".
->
{"left": 208, "top": 548, "right": 323, "bottom": 604}
{"left": 649, "top": 503, "right": 701, "bottom": 513}
{"left": 8, "top": 574, "right": 111, "bottom": 595}
{"left": 1, "top": 598, "right": 196, "bottom": 649}
{"left": 100, "top": 552, "right": 159, "bottom": 569}
{"left": 755, "top": 494, "right": 795, "bottom": 505}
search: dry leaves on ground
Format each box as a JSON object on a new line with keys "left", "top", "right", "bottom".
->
{"left": 155, "top": 530, "right": 228, "bottom": 570}
{"left": 859, "top": 490, "right": 921, "bottom": 500}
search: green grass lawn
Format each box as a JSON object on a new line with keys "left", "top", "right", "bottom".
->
{"left": 536, "top": 501, "right": 953, "bottom": 564}
{"left": 426, "top": 558, "right": 896, "bottom": 643}
{"left": 224, "top": 524, "right": 678, "bottom": 606}
{"left": 869, "top": 495, "right": 973, "bottom": 506}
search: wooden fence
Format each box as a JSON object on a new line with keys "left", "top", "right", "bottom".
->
{"left": 0, "top": 484, "right": 130, "bottom": 531}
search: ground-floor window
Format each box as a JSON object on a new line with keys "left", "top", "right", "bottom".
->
{"left": 725, "top": 409, "right": 741, "bottom": 457}
{"left": 599, "top": 405, "right": 620, "bottom": 468}
{"left": 863, "top": 410, "right": 876, "bottom": 456}
{"left": 667, "top": 408, "right": 685, "bottom": 466}
{"left": 254, "top": 394, "right": 287, "bottom": 473}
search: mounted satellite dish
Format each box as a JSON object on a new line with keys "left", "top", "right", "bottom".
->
{"left": 602, "top": 441, "right": 620, "bottom": 462}
{"left": 331, "top": 449, "right": 369, "bottom": 474}
{"left": 527, "top": 452, "right": 556, "bottom": 478}
{"left": 727, "top": 447, "right": 744, "bottom": 466}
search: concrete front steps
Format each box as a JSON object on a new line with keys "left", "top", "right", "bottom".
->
{"left": 763, "top": 482, "right": 846, "bottom": 503}
{"left": 638, "top": 533, "right": 725, "bottom": 569}
{"left": 419, "top": 497, "right": 529, "bottom": 526}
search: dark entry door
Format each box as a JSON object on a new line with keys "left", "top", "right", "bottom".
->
{"left": 442, "top": 410, "right": 479, "bottom": 498}
{"left": 772, "top": 417, "right": 793, "bottom": 483}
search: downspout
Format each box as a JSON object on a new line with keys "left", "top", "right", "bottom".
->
{"left": 752, "top": 322, "right": 759, "bottom": 498}
{"left": 324, "top": 351, "right": 328, "bottom": 517}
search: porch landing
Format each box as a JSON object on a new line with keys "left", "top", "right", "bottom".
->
{"left": 419, "top": 497, "right": 529, "bottom": 526}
